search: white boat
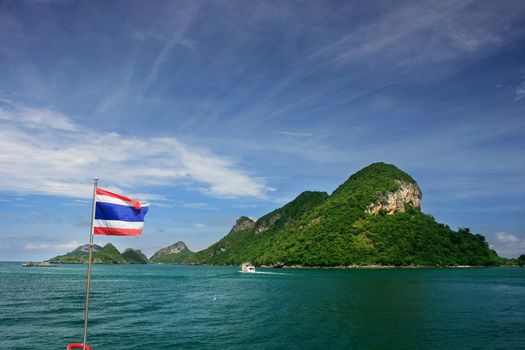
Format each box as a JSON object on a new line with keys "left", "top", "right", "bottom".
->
{"left": 241, "top": 262, "right": 256, "bottom": 273}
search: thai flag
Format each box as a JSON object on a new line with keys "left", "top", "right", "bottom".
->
{"left": 94, "top": 188, "right": 149, "bottom": 236}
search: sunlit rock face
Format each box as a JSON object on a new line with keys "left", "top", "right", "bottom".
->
{"left": 366, "top": 181, "right": 422, "bottom": 215}
{"left": 150, "top": 241, "right": 187, "bottom": 258}
{"left": 231, "top": 216, "right": 255, "bottom": 233}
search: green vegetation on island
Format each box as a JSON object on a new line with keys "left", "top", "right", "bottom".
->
{"left": 50, "top": 244, "right": 149, "bottom": 264}
{"left": 92, "top": 243, "right": 127, "bottom": 264}
{"left": 49, "top": 244, "right": 103, "bottom": 264}
{"left": 182, "top": 162, "right": 501, "bottom": 267}
{"left": 49, "top": 163, "right": 507, "bottom": 267}
{"left": 149, "top": 241, "right": 194, "bottom": 263}
{"left": 121, "top": 248, "right": 149, "bottom": 264}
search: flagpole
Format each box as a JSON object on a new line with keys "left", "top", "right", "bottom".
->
{"left": 83, "top": 177, "right": 98, "bottom": 350}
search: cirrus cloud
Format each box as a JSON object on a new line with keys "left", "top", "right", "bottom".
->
{"left": 0, "top": 101, "right": 271, "bottom": 200}
{"left": 23, "top": 240, "right": 81, "bottom": 250}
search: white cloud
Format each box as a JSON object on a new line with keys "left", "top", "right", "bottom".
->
{"left": 0, "top": 102, "right": 270, "bottom": 199}
{"left": 193, "top": 223, "right": 206, "bottom": 228}
{"left": 24, "top": 240, "right": 80, "bottom": 250}
{"left": 0, "top": 102, "right": 77, "bottom": 131}
{"left": 489, "top": 232, "right": 525, "bottom": 258}
{"left": 183, "top": 202, "right": 209, "bottom": 209}
{"left": 307, "top": 1, "right": 524, "bottom": 82}
{"left": 495, "top": 232, "right": 520, "bottom": 243}
{"left": 143, "top": 2, "right": 199, "bottom": 90}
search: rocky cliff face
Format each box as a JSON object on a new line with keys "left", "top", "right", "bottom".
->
{"left": 76, "top": 244, "right": 102, "bottom": 255}
{"left": 150, "top": 241, "right": 188, "bottom": 259}
{"left": 366, "top": 181, "right": 422, "bottom": 215}
{"left": 150, "top": 241, "right": 194, "bottom": 263}
{"left": 49, "top": 244, "right": 102, "bottom": 263}
{"left": 255, "top": 213, "right": 280, "bottom": 233}
{"left": 231, "top": 216, "right": 255, "bottom": 233}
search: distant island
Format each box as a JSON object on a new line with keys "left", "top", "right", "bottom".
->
{"left": 150, "top": 241, "right": 194, "bottom": 264}
{"left": 49, "top": 243, "right": 148, "bottom": 264}
{"left": 49, "top": 163, "right": 524, "bottom": 267}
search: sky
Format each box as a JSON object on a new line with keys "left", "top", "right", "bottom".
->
{"left": 0, "top": 0, "right": 524, "bottom": 261}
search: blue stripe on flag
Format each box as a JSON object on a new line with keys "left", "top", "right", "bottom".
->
{"left": 95, "top": 202, "right": 149, "bottom": 222}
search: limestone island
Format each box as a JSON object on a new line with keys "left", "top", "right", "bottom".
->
{"left": 50, "top": 163, "right": 523, "bottom": 268}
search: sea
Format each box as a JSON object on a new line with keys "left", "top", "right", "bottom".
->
{"left": 0, "top": 263, "right": 524, "bottom": 349}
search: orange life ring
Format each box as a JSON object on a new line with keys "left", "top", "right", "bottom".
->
{"left": 67, "top": 343, "right": 91, "bottom": 350}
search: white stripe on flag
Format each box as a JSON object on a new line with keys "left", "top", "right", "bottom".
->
{"left": 94, "top": 219, "right": 145, "bottom": 229}
{"left": 96, "top": 194, "right": 150, "bottom": 208}
{"left": 96, "top": 194, "right": 136, "bottom": 207}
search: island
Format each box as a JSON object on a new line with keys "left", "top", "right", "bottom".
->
{"left": 150, "top": 163, "right": 506, "bottom": 267}
{"left": 49, "top": 243, "right": 148, "bottom": 264}
{"left": 50, "top": 163, "right": 521, "bottom": 267}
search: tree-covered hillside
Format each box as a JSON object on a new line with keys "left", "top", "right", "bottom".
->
{"left": 49, "top": 244, "right": 149, "bottom": 264}
{"left": 190, "top": 191, "right": 329, "bottom": 265}
{"left": 187, "top": 163, "right": 501, "bottom": 267}
{"left": 49, "top": 244, "right": 102, "bottom": 263}
{"left": 150, "top": 241, "right": 194, "bottom": 263}
{"left": 92, "top": 243, "right": 127, "bottom": 264}
{"left": 122, "top": 248, "right": 149, "bottom": 264}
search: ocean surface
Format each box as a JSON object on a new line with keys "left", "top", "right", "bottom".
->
{"left": 0, "top": 263, "right": 524, "bottom": 349}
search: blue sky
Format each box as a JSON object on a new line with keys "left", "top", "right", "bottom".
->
{"left": 1, "top": 0, "right": 524, "bottom": 261}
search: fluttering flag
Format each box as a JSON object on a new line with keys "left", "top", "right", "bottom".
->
{"left": 94, "top": 188, "right": 149, "bottom": 236}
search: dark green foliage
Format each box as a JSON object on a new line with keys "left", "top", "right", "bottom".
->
{"left": 93, "top": 243, "right": 127, "bottom": 264}
{"left": 254, "top": 191, "right": 328, "bottom": 233}
{"left": 150, "top": 241, "right": 195, "bottom": 263}
{"left": 189, "top": 191, "right": 329, "bottom": 265}
{"left": 189, "top": 162, "right": 501, "bottom": 267}
{"left": 349, "top": 213, "right": 500, "bottom": 266}
{"left": 122, "top": 249, "right": 149, "bottom": 264}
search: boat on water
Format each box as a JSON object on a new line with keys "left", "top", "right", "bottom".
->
{"left": 241, "top": 262, "right": 256, "bottom": 273}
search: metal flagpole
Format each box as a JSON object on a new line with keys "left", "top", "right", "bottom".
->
{"left": 82, "top": 178, "right": 98, "bottom": 350}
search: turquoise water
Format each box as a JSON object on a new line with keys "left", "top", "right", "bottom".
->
{"left": 1, "top": 263, "right": 524, "bottom": 349}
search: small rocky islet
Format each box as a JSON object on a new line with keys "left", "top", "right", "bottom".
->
{"left": 49, "top": 162, "right": 521, "bottom": 267}
{"left": 49, "top": 243, "right": 148, "bottom": 264}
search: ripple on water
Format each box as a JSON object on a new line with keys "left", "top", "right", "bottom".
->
{"left": 1, "top": 264, "right": 524, "bottom": 349}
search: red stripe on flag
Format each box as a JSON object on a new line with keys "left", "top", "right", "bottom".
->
{"left": 96, "top": 188, "right": 141, "bottom": 209}
{"left": 94, "top": 227, "right": 143, "bottom": 236}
